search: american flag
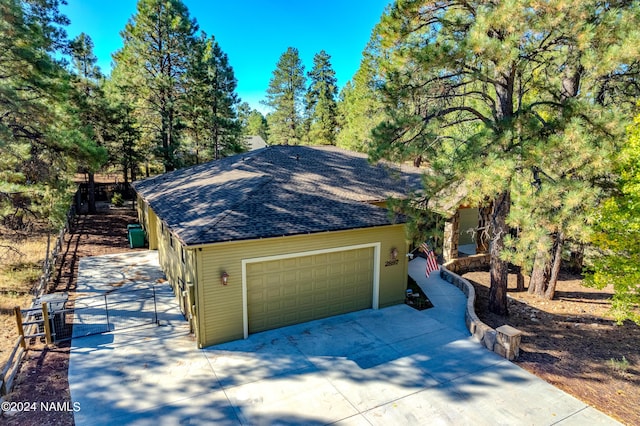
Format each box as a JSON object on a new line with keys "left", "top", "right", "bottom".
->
{"left": 420, "top": 243, "right": 439, "bottom": 277}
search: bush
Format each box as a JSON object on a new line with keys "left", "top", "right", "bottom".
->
{"left": 111, "top": 192, "right": 124, "bottom": 207}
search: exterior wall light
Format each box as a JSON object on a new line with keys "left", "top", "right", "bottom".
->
{"left": 221, "top": 272, "right": 229, "bottom": 286}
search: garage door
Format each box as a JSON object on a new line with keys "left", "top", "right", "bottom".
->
{"left": 246, "top": 247, "right": 374, "bottom": 334}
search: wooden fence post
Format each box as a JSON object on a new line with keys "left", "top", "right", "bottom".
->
{"left": 42, "top": 302, "right": 52, "bottom": 345}
{"left": 14, "top": 306, "right": 25, "bottom": 349}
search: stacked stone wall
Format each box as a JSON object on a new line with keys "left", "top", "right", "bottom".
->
{"left": 441, "top": 256, "right": 522, "bottom": 360}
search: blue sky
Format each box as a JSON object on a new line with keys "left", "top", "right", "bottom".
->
{"left": 60, "top": 0, "right": 391, "bottom": 113}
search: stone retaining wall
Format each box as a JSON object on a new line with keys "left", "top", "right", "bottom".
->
{"left": 441, "top": 255, "right": 522, "bottom": 360}
{"left": 443, "top": 253, "right": 491, "bottom": 274}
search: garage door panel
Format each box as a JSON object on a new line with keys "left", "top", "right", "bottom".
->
{"left": 265, "top": 262, "right": 283, "bottom": 272}
{"left": 282, "top": 258, "right": 298, "bottom": 269}
{"left": 246, "top": 263, "right": 264, "bottom": 274}
{"left": 298, "top": 282, "right": 313, "bottom": 293}
{"left": 328, "top": 264, "right": 343, "bottom": 275}
{"left": 298, "top": 269, "right": 313, "bottom": 281}
{"left": 314, "top": 268, "right": 328, "bottom": 279}
{"left": 297, "top": 256, "right": 314, "bottom": 267}
{"left": 247, "top": 247, "right": 374, "bottom": 334}
{"left": 281, "top": 296, "right": 299, "bottom": 309}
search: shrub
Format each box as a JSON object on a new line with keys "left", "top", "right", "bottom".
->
{"left": 111, "top": 192, "right": 124, "bottom": 207}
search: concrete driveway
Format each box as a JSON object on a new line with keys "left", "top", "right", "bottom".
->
{"left": 68, "top": 251, "right": 619, "bottom": 425}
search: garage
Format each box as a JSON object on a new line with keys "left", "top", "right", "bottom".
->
{"left": 134, "top": 146, "right": 418, "bottom": 347}
{"left": 244, "top": 245, "right": 377, "bottom": 334}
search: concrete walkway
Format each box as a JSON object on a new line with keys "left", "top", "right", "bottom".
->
{"left": 68, "top": 251, "right": 620, "bottom": 425}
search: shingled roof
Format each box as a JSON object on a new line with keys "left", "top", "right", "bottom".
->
{"left": 132, "top": 145, "right": 423, "bottom": 246}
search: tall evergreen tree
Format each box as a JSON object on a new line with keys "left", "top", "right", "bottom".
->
{"left": 113, "top": 0, "right": 197, "bottom": 172}
{"left": 264, "top": 47, "right": 305, "bottom": 145}
{"left": 185, "top": 34, "right": 242, "bottom": 161}
{"left": 371, "top": 0, "right": 640, "bottom": 315}
{"left": 236, "top": 102, "right": 252, "bottom": 134}
{"left": 336, "top": 20, "right": 389, "bottom": 152}
{"left": 0, "top": 0, "right": 103, "bottom": 227}
{"left": 304, "top": 50, "right": 338, "bottom": 145}
{"left": 103, "top": 63, "right": 147, "bottom": 180}
{"left": 69, "top": 33, "right": 108, "bottom": 213}
{"left": 108, "top": 101, "right": 142, "bottom": 184}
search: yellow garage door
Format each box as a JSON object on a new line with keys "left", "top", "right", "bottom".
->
{"left": 246, "top": 247, "right": 374, "bottom": 334}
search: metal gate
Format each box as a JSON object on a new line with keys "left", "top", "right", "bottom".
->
{"left": 40, "top": 287, "right": 159, "bottom": 342}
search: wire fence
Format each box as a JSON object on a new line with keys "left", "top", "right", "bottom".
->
{"left": 1, "top": 200, "right": 77, "bottom": 397}
{"left": 32, "top": 202, "right": 78, "bottom": 298}
{"left": 54, "top": 287, "right": 159, "bottom": 341}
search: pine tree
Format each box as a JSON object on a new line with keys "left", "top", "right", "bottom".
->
{"left": 103, "top": 60, "right": 148, "bottom": 180}
{"left": 304, "top": 50, "right": 338, "bottom": 145}
{"left": 371, "top": 0, "right": 640, "bottom": 315}
{"left": 336, "top": 21, "right": 389, "bottom": 152}
{"left": 0, "top": 0, "right": 103, "bottom": 227}
{"left": 185, "top": 34, "right": 242, "bottom": 161}
{"left": 247, "top": 112, "right": 269, "bottom": 143}
{"left": 108, "top": 101, "right": 142, "bottom": 184}
{"left": 264, "top": 47, "right": 306, "bottom": 145}
{"left": 113, "top": 0, "right": 197, "bottom": 172}
{"left": 237, "top": 102, "right": 252, "bottom": 134}
{"left": 69, "top": 33, "right": 109, "bottom": 213}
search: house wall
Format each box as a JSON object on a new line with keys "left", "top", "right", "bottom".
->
{"left": 137, "top": 200, "right": 198, "bottom": 329}
{"left": 154, "top": 215, "right": 198, "bottom": 329}
{"left": 458, "top": 207, "right": 479, "bottom": 246}
{"left": 136, "top": 195, "right": 158, "bottom": 249}
{"left": 195, "top": 224, "right": 409, "bottom": 348}
{"left": 136, "top": 195, "right": 145, "bottom": 228}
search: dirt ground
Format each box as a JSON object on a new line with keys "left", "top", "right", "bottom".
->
{"left": 1, "top": 204, "right": 142, "bottom": 426}
{"left": 464, "top": 270, "right": 640, "bottom": 425}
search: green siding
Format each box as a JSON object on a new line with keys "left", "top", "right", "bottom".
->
{"left": 147, "top": 208, "right": 158, "bottom": 250}
{"left": 136, "top": 196, "right": 158, "bottom": 249}
{"left": 197, "top": 225, "right": 408, "bottom": 348}
{"left": 459, "top": 207, "right": 479, "bottom": 246}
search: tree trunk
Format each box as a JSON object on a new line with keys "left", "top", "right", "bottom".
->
{"left": 545, "top": 232, "right": 565, "bottom": 300}
{"left": 528, "top": 247, "right": 548, "bottom": 296}
{"left": 488, "top": 190, "right": 510, "bottom": 316}
{"left": 88, "top": 172, "right": 96, "bottom": 214}
{"left": 75, "top": 187, "right": 82, "bottom": 213}
{"left": 513, "top": 264, "right": 525, "bottom": 292}
{"left": 568, "top": 244, "right": 584, "bottom": 273}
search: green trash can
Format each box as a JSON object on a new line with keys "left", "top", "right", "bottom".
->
{"left": 128, "top": 226, "right": 145, "bottom": 248}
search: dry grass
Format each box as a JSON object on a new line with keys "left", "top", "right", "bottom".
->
{"left": 0, "top": 231, "right": 50, "bottom": 371}
{"left": 0, "top": 235, "right": 48, "bottom": 294}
